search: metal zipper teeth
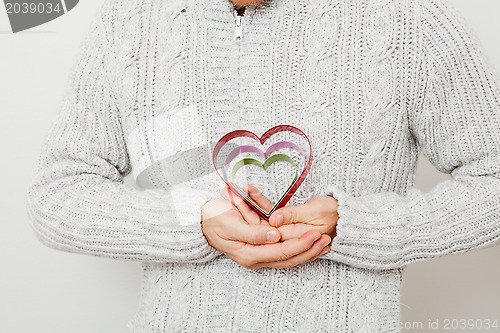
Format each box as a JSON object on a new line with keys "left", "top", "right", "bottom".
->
{"left": 233, "top": 8, "right": 244, "bottom": 41}
{"left": 233, "top": 6, "right": 245, "bottom": 125}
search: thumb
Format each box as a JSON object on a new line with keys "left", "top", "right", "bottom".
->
{"left": 227, "top": 218, "right": 282, "bottom": 244}
{"left": 243, "top": 224, "right": 282, "bottom": 244}
{"left": 269, "top": 205, "right": 305, "bottom": 227}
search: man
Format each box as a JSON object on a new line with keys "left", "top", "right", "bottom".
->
{"left": 27, "top": 0, "right": 499, "bottom": 331}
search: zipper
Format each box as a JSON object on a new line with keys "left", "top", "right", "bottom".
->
{"left": 233, "top": 7, "right": 245, "bottom": 42}
{"left": 232, "top": 6, "right": 245, "bottom": 126}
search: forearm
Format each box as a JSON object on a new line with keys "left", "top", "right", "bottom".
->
{"left": 27, "top": 171, "right": 223, "bottom": 263}
{"left": 318, "top": 0, "right": 500, "bottom": 270}
{"left": 319, "top": 175, "right": 500, "bottom": 270}
{"left": 25, "top": 0, "right": 223, "bottom": 264}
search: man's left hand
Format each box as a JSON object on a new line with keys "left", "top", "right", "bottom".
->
{"left": 220, "top": 184, "right": 338, "bottom": 242}
{"left": 270, "top": 194, "right": 338, "bottom": 242}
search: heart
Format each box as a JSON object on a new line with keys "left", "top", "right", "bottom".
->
{"left": 212, "top": 125, "right": 313, "bottom": 220}
{"left": 223, "top": 142, "right": 304, "bottom": 216}
{"left": 230, "top": 153, "right": 298, "bottom": 217}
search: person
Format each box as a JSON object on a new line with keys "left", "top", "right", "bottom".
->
{"left": 26, "top": 0, "right": 500, "bottom": 331}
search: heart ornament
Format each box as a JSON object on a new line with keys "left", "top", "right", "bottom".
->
{"left": 212, "top": 125, "right": 313, "bottom": 220}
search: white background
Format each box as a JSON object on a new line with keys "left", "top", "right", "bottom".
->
{"left": 0, "top": 1, "right": 499, "bottom": 332}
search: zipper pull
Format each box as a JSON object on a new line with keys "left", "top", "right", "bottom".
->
{"left": 233, "top": 7, "right": 244, "bottom": 42}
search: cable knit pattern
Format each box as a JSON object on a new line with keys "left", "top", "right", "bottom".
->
{"left": 25, "top": 0, "right": 499, "bottom": 331}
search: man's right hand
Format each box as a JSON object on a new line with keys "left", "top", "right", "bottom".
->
{"left": 201, "top": 198, "right": 330, "bottom": 270}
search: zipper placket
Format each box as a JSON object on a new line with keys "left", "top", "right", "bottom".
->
{"left": 233, "top": 7, "right": 244, "bottom": 42}
{"left": 232, "top": 6, "right": 246, "bottom": 127}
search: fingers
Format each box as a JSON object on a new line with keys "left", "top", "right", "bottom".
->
{"left": 245, "top": 233, "right": 332, "bottom": 269}
{"left": 219, "top": 211, "right": 281, "bottom": 245}
{"left": 277, "top": 223, "right": 332, "bottom": 242}
{"left": 202, "top": 197, "right": 334, "bottom": 270}
{"left": 242, "top": 184, "right": 274, "bottom": 212}
{"left": 268, "top": 204, "right": 304, "bottom": 228}
{"left": 220, "top": 185, "right": 261, "bottom": 225}
{"left": 304, "top": 244, "right": 331, "bottom": 263}
{"left": 201, "top": 199, "right": 283, "bottom": 266}
{"left": 234, "top": 230, "right": 322, "bottom": 267}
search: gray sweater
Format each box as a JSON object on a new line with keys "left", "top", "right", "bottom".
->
{"left": 26, "top": 0, "right": 500, "bottom": 331}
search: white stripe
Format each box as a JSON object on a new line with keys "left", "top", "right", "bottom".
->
{"left": 60, "top": 0, "right": 68, "bottom": 14}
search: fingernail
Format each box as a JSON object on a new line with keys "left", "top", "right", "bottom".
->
{"left": 266, "top": 230, "right": 277, "bottom": 242}
{"left": 314, "top": 234, "right": 321, "bottom": 242}
{"left": 275, "top": 214, "right": 283, "bottom": 226}
{"left": 320, "top": 248, "right": 330, "bottom": 255}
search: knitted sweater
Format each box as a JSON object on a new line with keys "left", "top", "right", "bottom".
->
{"left": 26, "top": 0, "right": 500, "bottom": 331}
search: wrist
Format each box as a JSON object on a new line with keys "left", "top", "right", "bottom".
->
{"left": 201, "top": 199, "right": 235, "bottom": 222}
{"left": 318, "top": 194, "right": 339, "bottom": 240}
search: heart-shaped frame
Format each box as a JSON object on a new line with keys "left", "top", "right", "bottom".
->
{"left": 212, "top": 125, "right": 313, "bottom": 220}
{"left": 230, "top": 153, "right": 298, "bottom": 216}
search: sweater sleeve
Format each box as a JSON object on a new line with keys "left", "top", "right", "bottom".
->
{"left": 25, "top": 0, "right": 223, "bottom": 264}
{"left": 318, "top": 0, "right": 500, "bottom": 270}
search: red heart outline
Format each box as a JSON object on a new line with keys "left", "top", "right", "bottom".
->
{"left": 212, "top": 125, "right": 313, "bottom": 220}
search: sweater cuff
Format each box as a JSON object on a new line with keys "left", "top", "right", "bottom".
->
{"left": 167, "top": 185, "right": 224, "bottom": 261}
{"left": 317, "top": 184, "right": 407, "bottom": 269}
{"left": 168, "top": 185, "right": 222, "bottom": 226}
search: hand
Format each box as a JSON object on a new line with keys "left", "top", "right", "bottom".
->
{"left": 221, "top": 184, "right": 338, "bottom": 242}
{"left": 217, "top": 184, "right": 332, "bottom": 268}
{"left": 201, "top": 194, "right": 331, "bottom": 269}
{"left": 270, "top": 195, "right": 339, "bottom": 242}
{"left": 219, "top": 183, "right": 272, "bottom": 226}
